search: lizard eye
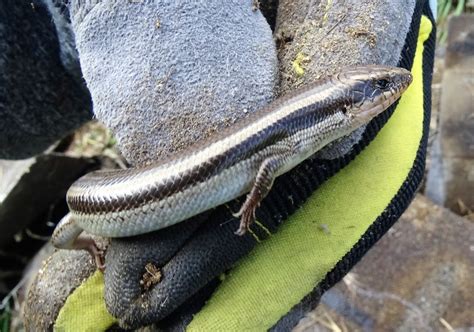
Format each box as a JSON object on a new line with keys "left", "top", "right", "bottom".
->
{"left": 341, "top": 104, "right": 352, "bottom": 115}
{"left": 375, "top": 78, "right": 390, "bottom": 90}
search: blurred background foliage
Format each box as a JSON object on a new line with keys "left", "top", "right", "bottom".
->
{"left": 437, "top": 0, "right": 473, "bottom": 44}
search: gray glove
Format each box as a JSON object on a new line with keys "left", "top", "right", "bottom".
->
{"left": 22, "top": 0, "right": 429, "bottom": 330}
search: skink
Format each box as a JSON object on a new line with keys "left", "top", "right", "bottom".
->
{"left": 52, "top": 65, "right": 412, "bottom": 266}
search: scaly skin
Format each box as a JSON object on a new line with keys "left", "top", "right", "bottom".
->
{"left": 52, "top": 65, "right": 412, "bottom": 267}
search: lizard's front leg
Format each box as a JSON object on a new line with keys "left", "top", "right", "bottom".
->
{"left": 234, "top": 148, "right": 294, "bottom": 235}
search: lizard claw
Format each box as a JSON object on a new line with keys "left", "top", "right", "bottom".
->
{"left": 234, "top": 203, "right": 256, "bottom": 236}
{"left": 90, "top": 246, "right": 106, "bottom": 272}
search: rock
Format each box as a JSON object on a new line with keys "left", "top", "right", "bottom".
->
{"left": 294, "top": 195, "right": 474, "bottom": 331}
{"left": 425, "top": 15, "right": 474, "bottom": 214}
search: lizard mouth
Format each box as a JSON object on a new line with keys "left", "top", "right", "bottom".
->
{"left": 356, "top": 90, "right": 402, "bottom": 123}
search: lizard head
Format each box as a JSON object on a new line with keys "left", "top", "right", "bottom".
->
{"left": 339, "top": 65, "right": 413, "bottom": 124}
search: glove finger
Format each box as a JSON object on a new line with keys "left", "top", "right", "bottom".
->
{"left": 104, "top": 213, "right": 207, "bottom": 320}
{"left": 112, "top": 209, "right": 253, "bottom": 328}
{"left": 0, "top": 0, "right": 91, "bottom": 159}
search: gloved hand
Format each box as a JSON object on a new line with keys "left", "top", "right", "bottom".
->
{"left": 23, "top": 0, "right": 436, "bottom": 330}
{"left": 0, "top": 0, "right": 91, "bottom": 159}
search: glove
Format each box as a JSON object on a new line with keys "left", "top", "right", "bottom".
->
{"left": 23, "top": 0, "right": 435, "bottom": 330}
{"left": 0, "top": 0, "right": 91, "bottom": 159}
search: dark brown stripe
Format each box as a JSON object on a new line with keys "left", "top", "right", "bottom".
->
{"left": 67, "top": 65, "right": 412, "bottom": 215}
{"left": 68, "top": 79, "right": 346, "bottom": 214}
